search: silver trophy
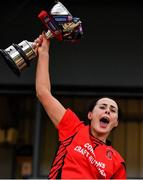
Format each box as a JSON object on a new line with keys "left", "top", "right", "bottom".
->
{"left": 0, "top": 1, "right": 83, "bottom": 76}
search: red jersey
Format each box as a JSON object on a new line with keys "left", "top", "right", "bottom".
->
{"left": 48, "top": 109, "right": 126, "bottom": 179}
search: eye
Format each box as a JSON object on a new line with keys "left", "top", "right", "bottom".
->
{"left": 110, "top": 108, "right": 116, "bottom": 113}
{"left": 99, "top": 106, "right": 106, "bottom": 110}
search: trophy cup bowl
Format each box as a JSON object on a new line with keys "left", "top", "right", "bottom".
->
{"left": 0, "top": 1, "right": 83, "bottom": 76}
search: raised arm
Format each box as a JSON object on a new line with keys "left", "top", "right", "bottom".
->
{"left": 35, "top": 33, "right": 66, "bottom": 127}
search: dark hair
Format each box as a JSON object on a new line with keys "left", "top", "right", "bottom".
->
{"left": 87, "top": 97, "right": 122, "bottom": 120}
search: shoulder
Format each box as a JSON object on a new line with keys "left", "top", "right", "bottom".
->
{"left": 57, "top": 108, "right": 86, "bottom": 140}
{"left": 109, "top": 146, "right": 125, "bottom": 163}
{"left": 58, "top": 108, "right": 81, "bottom": 127}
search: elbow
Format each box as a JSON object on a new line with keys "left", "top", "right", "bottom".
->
{"left": 36, "top": 89, "right": 43, "bottom": 102}
{"left": 36, "top": 86, "right": 50, "bottom": 102}
{"left": 36, "top": 90, "right": 43, "bottom": 101}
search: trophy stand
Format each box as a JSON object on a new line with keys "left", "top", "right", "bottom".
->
{"left": 0, "top": 1, "right": 83, "bottom": 76}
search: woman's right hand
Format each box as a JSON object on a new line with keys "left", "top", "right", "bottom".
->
{"left": 33, "top": 32, "right": 50, "bottom": 56}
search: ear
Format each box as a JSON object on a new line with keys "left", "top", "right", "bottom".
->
{"left": 88, "top": 112, "right": 92, "bottom": 120}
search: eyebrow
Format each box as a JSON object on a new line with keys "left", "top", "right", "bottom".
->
{"left": 98, "top": 103, "right": 117, "bottom": 110}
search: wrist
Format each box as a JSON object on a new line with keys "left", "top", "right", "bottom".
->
{"left": 39, "top": 51, "right": 49, "bottom": 58}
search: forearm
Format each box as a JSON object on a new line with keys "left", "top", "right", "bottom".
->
{"left": 36, "top": 52, "right": 51, "bottom": 97}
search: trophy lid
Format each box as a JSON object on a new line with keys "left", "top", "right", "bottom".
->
{"left": 51, "top": 1, "right": 72, "bottom": 16}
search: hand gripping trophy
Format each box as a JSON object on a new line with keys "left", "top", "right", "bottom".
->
{"left": 0, "top": 1, "right": 83, "bottom": 76}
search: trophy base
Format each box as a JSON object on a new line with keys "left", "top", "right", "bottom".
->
{"left": 0, "top": 49, "right": 21, "bottom": 76}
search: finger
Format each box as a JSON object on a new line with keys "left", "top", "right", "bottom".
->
{"left": 33, "top": 42, "right": 37, "bottom": 48}
{"left": 39, "top": 35, "right": 43, "bottom": 41}
{"left": 42, "top": 31, "right": 48, "bottom": 40}
{"left": 34, "top": 37, "right": 42, "bottom": 46}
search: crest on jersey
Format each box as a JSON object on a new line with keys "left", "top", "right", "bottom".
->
{"left": 106, "top": 149, "right": 113, "bottom": 160}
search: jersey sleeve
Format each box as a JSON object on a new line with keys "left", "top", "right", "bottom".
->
{"left": 57, "top": 108, "right": 83, "bottom": 141}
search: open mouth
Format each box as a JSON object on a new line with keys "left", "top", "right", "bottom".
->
{"left": 99, "top": 117, "right": 109, "bottom": 128}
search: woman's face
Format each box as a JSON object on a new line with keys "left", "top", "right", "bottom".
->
{"left": 88, "top": 97, "right": 119, "bottom": 136}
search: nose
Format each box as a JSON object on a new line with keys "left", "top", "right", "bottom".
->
{"left": 105, "top": 109, "right": 110, "bottom": 115}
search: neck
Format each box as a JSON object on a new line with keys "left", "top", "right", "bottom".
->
{"left": 90, "top": 128, "right": 109, "bottom": 143}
